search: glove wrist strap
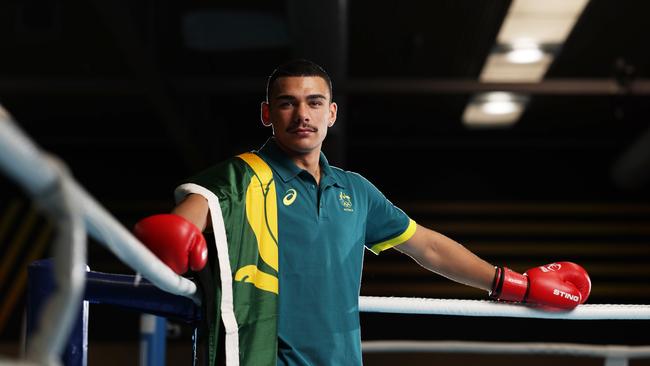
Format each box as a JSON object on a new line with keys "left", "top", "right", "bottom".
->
{"left": 489, "top": 266, "right": 503, "bottom": 299}
{"left": 500, "top": 267, "right": 528, "bottom": 302}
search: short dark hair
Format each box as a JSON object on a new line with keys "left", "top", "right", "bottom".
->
{"left": 266, "top": 59, "right": 333, "bottom": 102}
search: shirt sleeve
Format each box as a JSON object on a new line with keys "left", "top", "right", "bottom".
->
{"left": 360, "top": 175, "right": 417, "bottom": 254}
{"left": 173, "top": 157, "right": 242, "bottom": 203}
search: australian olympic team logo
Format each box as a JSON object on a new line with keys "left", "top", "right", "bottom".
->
{"left": 283, "top": 188, "right": 297, "bottom": 206}
{"left": 339, "top": 191, "right": 353, "bottom": 212}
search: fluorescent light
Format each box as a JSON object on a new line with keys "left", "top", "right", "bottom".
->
{"left": 509, "top": 0, "right": 589, "bottom": 15}
{"left": 482, "top": 100, "right": 519, "bottom": 115}
{"left": 506, "top": 46, "right": 544, "bottom": 64}
{"left": 497, "top": 0, "right": 590, "bottom": 44}
{"left": 480, "top": 52, "right": 551, "bottom": 82}
{"left": 462, "top": 92, "right": 527, "bottom": 128}
{"left": 480, "top": 92, "right": 522, "bottom": 115}
{"left": 483, "top": 91, "right": 516, "bottom": 102}
{"left": 462, "top": 102, "right": 524, "bottom": 128}
{"left": 464, "top": 0, "right": 590, "bottom": 127}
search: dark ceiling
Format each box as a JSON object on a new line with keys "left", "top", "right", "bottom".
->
{"left": 2, "top": 0, "right": 650, "bottom": 203}
{"left": 2, "top": 0, "right": 650, "bottom": 346}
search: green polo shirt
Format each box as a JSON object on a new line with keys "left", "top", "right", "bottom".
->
{"left": 256, "top": 138, "right": 416, "bottom": 366}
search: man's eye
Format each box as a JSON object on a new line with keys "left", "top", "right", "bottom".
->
{"left": 310, "top": 101, "right": 323, "bottom": 107}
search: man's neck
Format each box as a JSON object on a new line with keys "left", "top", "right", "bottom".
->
{"left": 273, "top": 139, "right": 323, "bottom": 183}
{"left": 291, "top": 151, "right": 321, "bottom": 184}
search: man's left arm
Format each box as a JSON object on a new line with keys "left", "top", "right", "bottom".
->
{"left": 394, "top": 224, "right": 592, "bottom": 309}
{"left": 394, "top": 223, "right": 495, "bottom": 291}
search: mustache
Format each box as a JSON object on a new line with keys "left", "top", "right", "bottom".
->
{"left": 286, "top": 123, "right": 318, "bottom": 133}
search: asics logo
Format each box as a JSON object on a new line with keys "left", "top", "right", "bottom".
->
{"left": 283, "top": 189, "right": 297, "bottom": 206}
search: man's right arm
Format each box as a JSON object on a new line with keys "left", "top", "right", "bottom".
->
{"left": 133, "top": 194, "right": 210, "bottom": 274}
{"left": 171, "top": 193, "right": 210, "bottom": 231}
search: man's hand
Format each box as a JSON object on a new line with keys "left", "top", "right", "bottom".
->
{"left": 490, "top": 262, "right": 591, "bottom": 309}
{"left": 133, "top": 214, "right": 208, "bottom": 275}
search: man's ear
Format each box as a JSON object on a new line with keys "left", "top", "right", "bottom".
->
{"left": 328, "top": 102, "right": 338, "bottom": 127}
{"left": 261, "top": 102, "right": 272, "bottom": 127}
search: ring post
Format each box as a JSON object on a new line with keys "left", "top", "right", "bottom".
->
{"left": 26, "top": 259, "right": 88, "bottom": 366}
{"left": 140, "top": 314, "right": 167, "bottom": 366}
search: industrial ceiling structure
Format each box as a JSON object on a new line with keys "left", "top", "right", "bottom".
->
{"left": 1, "top": 0, "right": 650, "bottom": 356}
{"left": 1, "top": 0, "right": 649, "bottom": 200}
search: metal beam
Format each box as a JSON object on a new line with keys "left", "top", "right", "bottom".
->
{"left": 5, "top": 78, "right": 650, "bottom": 96}
{"left": 343, "top": 78, "right": 650, "bottom": 95}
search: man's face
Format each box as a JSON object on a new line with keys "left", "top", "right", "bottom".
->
{"left": 261, "top": 76, "right": 337, "bottom": 156}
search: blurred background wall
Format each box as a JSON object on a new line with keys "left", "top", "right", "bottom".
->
{"left": 1, "top": 0, "right": 650, "bottom": 364}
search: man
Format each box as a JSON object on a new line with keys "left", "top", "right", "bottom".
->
{"left": 133, "top": 59, "right": 591, "bottom": 366}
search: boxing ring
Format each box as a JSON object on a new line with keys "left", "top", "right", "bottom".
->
{"left": 2, "top": 104, "right": 650, "bottom": 366}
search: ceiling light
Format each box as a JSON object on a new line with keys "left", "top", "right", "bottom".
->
{"left": 482, "top": 100, "right": 519, "bottom": 115}
{"left": 484, "top": 91, "right": 514, "bottom": 102}
{"left": 506, "top": 46, "right": 544, "bottom": 64}
{"left": 480, "top": 92, "right": 521, "bottom": 115}
{"left": 464, "top": 0, "right": 590, "bottom": 127}
{"left": 462, "top": 92, "right": 528, "bottom": 128}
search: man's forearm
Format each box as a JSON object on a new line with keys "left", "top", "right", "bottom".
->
{"left": 396, "top": 225, "right": 496, "bottom": 291}
{"left": 171, "top": 193, "right": 210, "bottom": 231}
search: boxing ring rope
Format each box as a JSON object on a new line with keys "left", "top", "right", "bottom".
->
{"left": 23, "top": 159, "right": 87, "bottom": 366}
{"left": 2, "top": 103, "right": 650, "bottom": 366}
{"left": 362, "top": 340, "right": 650, "bottom": 358}
{"left": 358, "top": 298, "right": 650, "bottom": 365}
{"left": 0, "top": 105, "right": 198, "bottom": 365}
{"left": 359, "top": 296, "right": 650, "bottom": 320}
{"left": 361, "top": 341, "right": 650, "bottom": 366}
{"left": 0, "top": 106, "right": 199, "bottom": 303}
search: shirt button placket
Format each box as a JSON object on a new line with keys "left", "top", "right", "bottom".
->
{"left": 319, "top": 186, "right": 329, "bottom": 219}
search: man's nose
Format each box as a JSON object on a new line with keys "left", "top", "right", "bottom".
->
{"left": 294, "top": 102, "right": 310, "bottom": 122}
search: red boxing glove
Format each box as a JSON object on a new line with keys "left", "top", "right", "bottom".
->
{"left": 490, "top": 262, "right": 591, "bottom": 309}
{"left": 133, "top": 214, "right": 208, "bottom": 275}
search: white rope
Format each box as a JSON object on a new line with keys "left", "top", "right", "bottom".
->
{"left": 0, "top": 105, "right": 199, "bottom": 303}
{"left": 362, "top": 340, "right": 650, "bottom": 359}
{"left": 359, "top": 296, "right": 650, "bottom": 320}
{"left": 25, "top": 160, "right": 86, "bottom": 366}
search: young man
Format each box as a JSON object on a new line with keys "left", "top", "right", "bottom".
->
{"left": 133, "top": 59, "right": 591, "bottom": 366}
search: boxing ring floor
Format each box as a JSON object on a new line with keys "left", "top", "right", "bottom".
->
{"left": 2, "top": 104, "right": 650, "bottom": 366}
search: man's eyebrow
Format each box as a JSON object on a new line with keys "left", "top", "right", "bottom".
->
{"left": 274, "top": 95, "right": 297, "bottom": 101}
{"left": 306, "top": 94, "right": 328, "bottom": 100}
{"left": 273, "top": 94, "right": 328, "bottom": 101}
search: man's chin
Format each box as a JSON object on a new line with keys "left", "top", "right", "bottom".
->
{"left": 277, "top": 138, "right": 321, "bottom": 155}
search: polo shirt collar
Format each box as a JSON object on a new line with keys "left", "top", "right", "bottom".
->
{"left": 256, "top": 137, "right": 344, "bottom": 188}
